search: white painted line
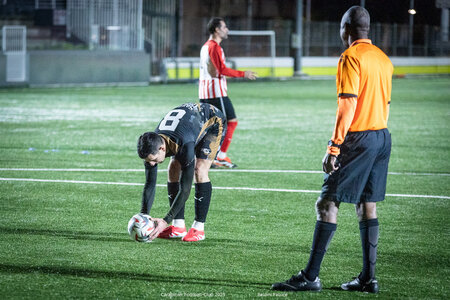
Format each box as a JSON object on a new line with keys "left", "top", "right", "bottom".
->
{"left": 0, "top": 177, "right": 159, "bottom": 187}
{"left": 213, "top": 185, "right": 319, "bottom": 194}
{"left": 210, "top": 169, "right": 322, "bottom": 174}
{"left": 385, "top": 193, "right": 450, "bottom": 199}
{"left": 1, "top": 177, "right": 449, "bottom": 200}
{"left": 0, "top": 168, "right": 448, "bottom": 177}
{"left": 386, "top": 171, "right": 450, "bottom": 176}
{"left": 0, "top": 168, "right": 143, "bottom": 172}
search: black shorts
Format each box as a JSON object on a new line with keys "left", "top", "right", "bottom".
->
{"left": 321, "top": 128, "right": 392, "bottom": 203}
{"left": 200, "top": 97, "right": 236, "bottom": 120}
{"left": 195, "top": 109, "right": 226, "bottom": 161}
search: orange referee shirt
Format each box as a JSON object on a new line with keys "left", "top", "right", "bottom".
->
{"left": 329, "top": 39, "right": 393, "bottom": 155}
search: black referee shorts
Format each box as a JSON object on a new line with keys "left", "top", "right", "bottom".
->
{"left": 321, "top": 128, "right": 392, "bottom": 203}
{"left": 200, "top": 97, "right": 236, "bottom": 120}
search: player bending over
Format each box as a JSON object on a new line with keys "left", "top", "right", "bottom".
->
{"left": 137, "top": 103, "right": 226, "bottom": 242}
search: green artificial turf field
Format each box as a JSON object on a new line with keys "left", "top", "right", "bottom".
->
{"left": 0, "top": 78, "right": 449, "bottom": 299}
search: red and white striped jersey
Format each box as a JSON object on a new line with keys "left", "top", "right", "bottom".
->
{"left": 199, "top": 39, "right": 245, "bottom": 99}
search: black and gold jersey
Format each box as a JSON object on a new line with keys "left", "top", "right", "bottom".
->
{"left": 155, "top": 102, "right": 225, "bottom": 167}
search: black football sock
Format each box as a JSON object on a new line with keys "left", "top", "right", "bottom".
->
{"left": 303, "top": 221, "right": 337, "bottom": 281}
{"left": 167, "top": 182, "right": 185, "bottom": 220}
{"left": 359, "top": 218, "right": 379, "bottom": 281}
{"left": 194, "top": 182, "right": 212, "bottom": 223}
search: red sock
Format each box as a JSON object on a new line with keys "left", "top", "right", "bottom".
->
{"left": 220, "top": 121, "right": 238, "bottom": 153}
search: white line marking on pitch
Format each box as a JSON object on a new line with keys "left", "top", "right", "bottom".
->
{"left": 0, "top": 177, "right": 449, "bottom": 200}
{"left": 0, "top": 168, "right": 448, "bottom": 177}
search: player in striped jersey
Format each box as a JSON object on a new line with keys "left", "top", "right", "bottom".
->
{"left": 199, "top": 17, "right": 257, "bottom": 168}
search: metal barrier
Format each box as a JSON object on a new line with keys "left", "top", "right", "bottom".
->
{"left": 2, "top": 26, "right": 27, "bottom": 82}
{"left": 66, "top": 0, "right": 144, "bottom": 51}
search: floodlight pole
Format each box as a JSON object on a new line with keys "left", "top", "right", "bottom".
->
{"left": 442, "top": 7, "right": 449, "bottom": 42}
{"left": 305, "top": 0, "right": 310, "bottom": 56}
{"left": 436, "top": 0, "right": 449, "bottom": 55}
{"left": 408, "top": 0, "right": 414, "bottom": 56}
{"left": 294, "top": 0, "right": 303, "bottom": 76}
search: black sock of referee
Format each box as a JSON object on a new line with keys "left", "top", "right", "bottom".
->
{"left": 359, "top": 218, "right": 379, "bottom": 281}
{"left": 167, "top": 182, "right": 185, "bottom": 220}
{"left": 303, "top": 221, "right": 337, "bottom": 281}
{"left": 194, "top": 182, "right": 212, "bottom": 223}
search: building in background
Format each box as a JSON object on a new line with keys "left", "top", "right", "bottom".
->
{"left": 0, "top": 0, "right": 448, "bottom": 85}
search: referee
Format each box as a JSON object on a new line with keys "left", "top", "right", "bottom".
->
{"left": 272, "top": 6, "right": 393, "bottom": 293}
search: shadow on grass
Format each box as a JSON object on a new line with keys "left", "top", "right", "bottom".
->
{"left": 0, "top": 226, "right": 306, "bottom": 251}
{"left": 0, "top": 226, "right": 128, "bottom": 243}
{"left": 177, "top": 237, "right": 307, "bottom": 252}
{"left": 325, "top": 286, "right": 348, "bottom": 292}
{"left": 0, "top": 263, "right": 269, "bottom": 289}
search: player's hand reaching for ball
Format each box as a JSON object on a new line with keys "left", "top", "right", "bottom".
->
{"left": 149, "top": 218, "right": 168, "bottom": 241}
{"left": 244, "top": 70, "right": 258, "bottom": 80}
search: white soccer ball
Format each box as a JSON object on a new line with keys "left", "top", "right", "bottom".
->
{"left": 127, "top": 213, "right": 155, "bottom": 243}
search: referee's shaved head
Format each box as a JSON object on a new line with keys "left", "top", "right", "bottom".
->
{"left": 340, "top": 6, "right": 370, "bottom": 47}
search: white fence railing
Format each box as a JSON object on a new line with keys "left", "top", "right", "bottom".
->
{"left": 66, "top": 0, "right": 143, "bottom": 50}
{"left": 2, "top": 26, "right": 27, "bottom": 82}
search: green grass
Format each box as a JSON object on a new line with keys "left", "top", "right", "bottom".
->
{"left": 0, "top": 78, "right": 449, "bottom": 299}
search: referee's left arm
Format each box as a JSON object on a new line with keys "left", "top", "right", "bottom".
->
{"left": 328, "top": 96, "right": 357, "bottom": 156}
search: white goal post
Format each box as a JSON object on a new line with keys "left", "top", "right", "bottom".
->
{"left": 228, "top": 30, "right": 276, "bottom": 77}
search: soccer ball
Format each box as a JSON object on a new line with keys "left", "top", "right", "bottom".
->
{"left": 127, "top": 213, "right": 155, "bottom": 243}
